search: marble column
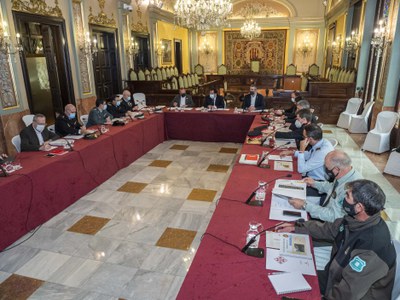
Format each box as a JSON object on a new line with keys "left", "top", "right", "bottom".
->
{"left": 342, "top": 5, "right": 354, "bottom": 69}
{"left": 383, "top": 4, "right": 400, "bottom": 107}
{"left": 356, "top": 0, "right": 377, "bottom": 90}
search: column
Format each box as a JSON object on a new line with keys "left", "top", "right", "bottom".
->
{"left": 383, "top": 4, "right": 400, "bottom": 107}
{"left": 342, "top": 5, "right": 354, "bottom": 68}
{"left": 356, "top": 0, "right": 377, "bottom": 90}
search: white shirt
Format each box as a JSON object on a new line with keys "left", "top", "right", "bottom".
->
{"left": 34, "top": 128, "right": 44, "bottom": 145}
{"left": 180, "top": 96, "right": 186, "bottom": 107}
{"left": 250, "top": 94, "right": 256, "bottom": 107}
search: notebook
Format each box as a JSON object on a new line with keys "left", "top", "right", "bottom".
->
{"left": 268, "top": 272, "right": 311, "bottom": 295}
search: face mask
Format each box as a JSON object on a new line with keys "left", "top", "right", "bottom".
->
{"left": 295, "top": 120, "right": 303, "bottom": 128}
{"left": 324, "top": 166, "right": 338, "bottom": 182}
{"left": 250, "top": 91, "right": 255, "bottom": 96}
{"left": 116, "top": 101, "right": 121, "bottom": 107}
{"left": 291, "top": 98, "right": 296, "bottom": 103}
{"left": 125, "top": 96, "right": 131, "bottom": 102}
{"left": 103, "top": 104, "right": 108, "bottom": 111}
{"left": 36, "top": 124, "right": 45, "bottom": 132}
{"left": 69, "top": 113, "right": 76, "bottom": 120}
{"left": 343, "top": 199, "right": 358, "bottom": 217}
{"left": 181, "top": 93, "right": 186, "bottom": 97}
{"left": 210, "top": 93, "right": 215, "bottom": 98}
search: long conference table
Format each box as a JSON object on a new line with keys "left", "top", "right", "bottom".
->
{"left": 0, "top": 109, "right": 319, "bottom": 298}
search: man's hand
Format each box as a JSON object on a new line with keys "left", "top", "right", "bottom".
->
{"left": 274, "top": 109, "right": 282, "bottom": 116}
{"left": 173, "top": 102, "right": 178, "bottom": 107}
{"left": 289, "top": 198, "right": 305, "bottom": 210}
{"left": 105, "top": 117, "right": 112, "bottom": 125}
{"left": 40, "top": 142, "right": 52, "bottom": 151}
{"left": 249, "top": 105, "right": 255, "bottom": 112}
{"left": 299, "top": 138, "right": 309, "bottom": 152}
{"left": 303, "top": 177, "right": 315, "bottom": 187}
{"left": 275, "top": 223, "right": 295, "bottom": 233}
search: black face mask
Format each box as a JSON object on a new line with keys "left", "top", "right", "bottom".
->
{"left": 343, "top": 199, "right": 357, "bottom": 217}
{"left": 250, "top": 91, "right": 255, "bottom": 96}
{"left": 324, "top": 166, "right": 338, "bottom": 182}
{"left": 181, "top": 93, "right": 186, "bottom": 97}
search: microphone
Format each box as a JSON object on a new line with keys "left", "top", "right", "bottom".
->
{"left": 260, "top": 125, "right": 288, "bottom": 147}
{"left": 241, "top": 218, "right": 305, "bottom": 258}
{"left": 63, "top": 138, "right": 74, "bottom": 152}
{"left": 257, "top": 141, "right": 291, "bottom": 167}
{"left": 245, "top": 174, "right": 292, "bottom": 206}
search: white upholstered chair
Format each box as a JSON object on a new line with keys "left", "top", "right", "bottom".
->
{"left": 362, "top": 111, "right": 399, "bottom": 154}
{"left": 336, "top": 98, "right": 363, "bottom": 129}
{"left": 22, "top": 114, "right": 35, "bottom": 127}
{"left": 348, "top": 101, "right": 375, "bottom": 133}
{"left": 133, "top": 93, "right": 146, "bottom": 108}
{"left": 11, "top": 135, "right": 21, "bottom": 153}
{"left": 384, "top": 151, "right": 400, "bottom": 177}
{"left": 80, "top": 114, "right": 89, "bottom": 126}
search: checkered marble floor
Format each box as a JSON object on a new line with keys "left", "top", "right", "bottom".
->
{"left": 0, "top": 128, "right": 399, "bottom": 299}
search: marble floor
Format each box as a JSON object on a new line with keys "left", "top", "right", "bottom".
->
{"left": 0, "top": 126, "right": 399, "bottom": 299}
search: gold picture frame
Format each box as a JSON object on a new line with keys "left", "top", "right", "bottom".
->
{"left": 162, "top": 39, "right": 172, "bottom": 64}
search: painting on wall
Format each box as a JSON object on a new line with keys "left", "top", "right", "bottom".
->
{"left": 0, "top": 53, "right": 18, "bottom": 109}
{"left": 162, "top": 39, "right": 172, "bottom": 64}
{"left": 224, "top": 30, "right": 286, "bottom": 75}
{"left": 293, "top": 29, "right": 319, "bottom": 74}
{"left": 198, "top": 32, "right": 217, "bottom": 74}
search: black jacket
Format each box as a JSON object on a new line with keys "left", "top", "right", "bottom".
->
{"left": 55, "top": 114, "right": 82, "bottom": 136}
{"left": 203, "top": 95, "right": 225, "bottom": 108}
{"left": 20, "top": 124, "right": 59, "bottom": 151}
{"left": 242, "top": 93, "right": 265, "bottom": 110}
{"left": 120, "top": 99, "right": 136, "bottom": 113}
{"left": 107, "top": 103, "right": 126, "bottom": 118}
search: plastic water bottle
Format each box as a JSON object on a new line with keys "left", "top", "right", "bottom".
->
{"left": 246, "top": 221, "right": 261, "bottom": 248}
{"left": 255, "top": 181, "right": 267, "bottom": 202}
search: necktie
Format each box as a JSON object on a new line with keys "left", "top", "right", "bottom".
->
{"left": 321, "top": 179, "right": 339, "bottom": 207}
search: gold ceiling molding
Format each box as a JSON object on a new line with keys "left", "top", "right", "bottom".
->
{"left": 12, "top": 0, "right": 63, "bottom": 18}
{"left": 89, "top": 0, "right": 117, "bottom": 28}
{"left": 131, "top": 0, "right": 148, "bottom": 33}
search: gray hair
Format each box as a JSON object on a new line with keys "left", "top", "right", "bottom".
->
{"left": 33, "top": 114, "right": 45, "bottom": 122}
{"left": 329, "top": 150, "right": 352, "bottom": 168}
{"left": 297, "top": 100, "right": 310, "bottom": 109}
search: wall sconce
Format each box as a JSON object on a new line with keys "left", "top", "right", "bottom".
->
{"left": 199, "top": 38, "right": 213, "bottom": 55}
{"left": 80, "top": 32, "right": 98, "bottom": 61}
{"left": 0, "top": 21, "right": 23, "bottom": 56}
{"left": 371, "top": 20, "right": 387, "bottom": 57}
{"left": 155, "top": 41, "right": 164, "bottom": 57}
{"left": 297, "top": 35, "right": 312, "bottom": 57}
{"left": 331, "top": 35, "right": 342, "bottom": 55}
{"left": 344, "top": 31, "right": 359, "bottom": 57}
{"left": 128, "top": 37, "right": 139, "bottom": 58}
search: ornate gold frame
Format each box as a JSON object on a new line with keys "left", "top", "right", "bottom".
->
{"left": 88, "top": 0, "right": 116, "bottom": 28}
{"left": 12, "top": 0, "right": 63, "bottom": 18}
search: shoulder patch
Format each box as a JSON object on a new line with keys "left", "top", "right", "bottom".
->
{"left": 349, "top": 256, "right": 366, "bottom": 272}
{"left": 339, "top": 224, "right": 344, "bottom": 232}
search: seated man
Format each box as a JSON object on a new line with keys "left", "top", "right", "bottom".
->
{"left": 20, "top": 113, "right": 59, "bottom": 151}
{"left": 275, "top": 108, "right": 312, "bottom": 147}
{"left": 203, "top": 88, "right": 225, "bottom": 109}
{"left": 274, "top": 91, "right": 302, "bottom": 116}
{"left": 86, "top": 98, "right": 113, "bottom": 128}
{"left": 242, "top": 84, "right": 265, "bottom": 111}
{"left": 281, "top": 124, "right": 334, "bottom": 180}
{"left": 278, "top": 179, "right": 396, "bottom": 300}
{"left": 288, "top": 150, "right": 362, "bottom": 222}
{"left": 119, "top": 88, "right": 137, "bottom": 113}
{"left": 171, "top": 87, "right": 194, "bottom": 107}
{"left": 55, "top": 104, "right": 87, "bottom": 136}
{"left": 107, "top": 94, "right": 127, "bottom": 118}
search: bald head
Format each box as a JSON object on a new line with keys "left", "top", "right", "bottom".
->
{"left": 326, "top": 150, "right": 352, "bottom": 170}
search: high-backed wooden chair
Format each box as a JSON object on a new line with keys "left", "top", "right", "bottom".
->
{"left": 194, "top": 64, "right": 204, "bottom": 76}
{"left": 217, "top": 64, "right": 227, "bottom": 75}
{"left": 286, "top": 64, "right": 297, "bottom": 75}
{"left": 156, "top": 68, "right": 162, "bottom": 81}
{"left": 144, "top": 69, "right": 151, "bottom": 80}
{"left": 171, "top": 77, "right": 178, "bottom": 89}
{"left": 183, "top": 75, "right": 189, "bottom": 88}
{"left": 138, "top": 69, "right": 145, "bottom": 81}
{"left": 128, "top": 69, "right": 138, "bottom": 81}
{"left": 308, "top": 64, "right": 319, "bottom": 77}
{"left": 150, "top": 69, "right": 157, "bottom": 80}
{"left": 178, "top": 76, "right": 184, "bottom": 88}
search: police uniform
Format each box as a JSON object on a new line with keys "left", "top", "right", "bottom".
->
{"left": 55, "top": 114, "right": 82, "bottom": 136}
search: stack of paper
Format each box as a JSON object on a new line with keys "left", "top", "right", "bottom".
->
{"left": 238, "top": 154, "right": 260, "bottom": 165}
{"left": 268, "top": 272, "right": 312, "bottom": 295}
{"left": 272, "top": 180, "right": 306, "bottom": 200}
{"left": 269, "top": 194, "right": 308, "bottom": 221}
{"left": 266, "top": 232, "right": 316, "bottom": 276}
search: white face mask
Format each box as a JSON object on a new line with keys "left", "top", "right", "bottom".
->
{"left": 103, "top": 104, "right": 108, "bottom": 111}
{"left": 291, "top": 98, "right": 296, "bottom": 103}
{"left": 295, "top": 120, "right": 303, "bottom": 128}
{"left": 210, "top": 93, "right": 215, "bottom": 98}
{"left": 36, "top": 124, "right": 45, "bottom": 132}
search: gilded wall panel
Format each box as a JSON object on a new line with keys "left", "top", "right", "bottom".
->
{"left": 293, "top": 29, "right": 319, "bottom": 73}
{"left": 198, "top": 32, "right": 217, "bottom": 74}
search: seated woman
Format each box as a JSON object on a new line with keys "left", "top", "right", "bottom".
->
{"left": 86, "top": 98, "right": 113, "bottom": 128}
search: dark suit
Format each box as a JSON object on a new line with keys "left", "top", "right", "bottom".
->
{"left": 286, "top": 114, "right": 318, "bottom": 124}
{"left": 203, "top": 95, "right": 225, "bottom": 108}
{"left": 55, "top": 114, "right": 82, "bottom": 136}
{"left": 242, "top": 93, "right": 265, "bottom": 110}
{"left": 107, "top": 103, "right": 126, "bottom": 118}
{"left": 275, "top": 122, "right": 307, "bottom": 149}
{"left": 120, "top": 99, "right": 136, "bottom": 113}
{"left": 20, "top": 124, "right": 59, "bottom": 151}
{"left": 171, "top": 94, "right": 194, "bottom": 107}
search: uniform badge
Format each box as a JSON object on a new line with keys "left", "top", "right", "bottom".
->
{"left": 339, "top": 224, "right": 344, "bottom": 232}
{"left": 332, "top": 191, "right": 337, "bottom": 199}
{"left": 349, "top": 256, "right": 366, "bottom": 272}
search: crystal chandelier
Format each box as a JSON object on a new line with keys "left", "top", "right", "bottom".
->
{"left": 240, "top": 19, "right": 261, "bottom": 40}
{"left": 174, "top": 0, "right": 233, "bottom": 31}
{"left": 344, "top": 31, "right": 359, "bottom": 57}
{"left": 371, "top": 20, "right": 387, "bottom": 57}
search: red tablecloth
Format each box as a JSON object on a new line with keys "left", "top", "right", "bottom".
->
{"left": 177, "top": 115, "right": 321, "bottom": 299}
{"left": 165, "top": 110, "right": 255, "bottom": 143}
{"left": 0, "top": 114, "right": 165, "bottom": 250}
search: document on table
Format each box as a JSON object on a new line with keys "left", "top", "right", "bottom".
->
{"left": 272, "top": 180, "right": 307, "bottom": 200}
{"left": 274, "top": 161, "right": 293, "bottom": 172}
{"left": 266, "top": 232, "right": 316, "bottom": 276}
{"left": 268, "top": 155, "right": 293, "bottom": 162}
{"left": 275, "top": 139, "right": 296, "bottom": 148}
{"left": 269, "top": 194, "right": 308, "bottom": 221}
{"left": 64, "top": 134, "right": 84, "bottom": 140}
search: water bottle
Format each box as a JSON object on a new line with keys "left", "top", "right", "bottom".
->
{"left": 255, "top": 181, "right": 267, "bottom": 202}
{"left": 246, "top": 221, "right": 261, "bottom": 248}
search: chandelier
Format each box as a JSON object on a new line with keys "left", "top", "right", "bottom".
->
{"left": 0, "top": 21, "right": 23, "bottom": 57}
{"left": 240, "top": 19, "right": 261, "bottom": 40}
{"left": 174, "top": 0, "right": 233, "bottom": 31}
{"left": 344, "top": 31, "right": 359, "bottom": 56}
{"left": 371, "top": 20, "right": 387, "bottom": 57}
